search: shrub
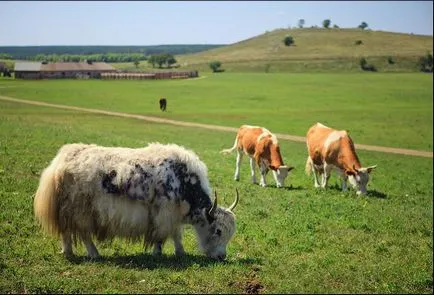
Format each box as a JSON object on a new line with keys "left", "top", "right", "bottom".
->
{"left": 419, "top": 52, "right": 433, "bottom": 73}
{"left": 387, "top": 56, "right": 395, "bottom": 65}
{"left": 355, "top": 40, "right": 363, "bottom": 45}
{"left": 283, "top": 35, "right": 294, "bottom": 46}
{"left": 359, "top": 57, "right": 377, "bottom": 72}
{"left": 209, "top": 61, "right": 223, "bottom": 73}
{"left": 359, "top": 57, "right": 367, "bottom": 68}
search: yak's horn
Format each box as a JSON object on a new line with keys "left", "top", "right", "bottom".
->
{"left": 209, "top": 191, "right": 218, "bottom": 216}
{"left": 229, "top": 188, "right": 239, "bottom": 211}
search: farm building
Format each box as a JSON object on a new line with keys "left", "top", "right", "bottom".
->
{"left": 14, "top": 61, "right": 115, "bottom": 79}
{"left": 14, "top": 61, "right": 42, "bottom": 79}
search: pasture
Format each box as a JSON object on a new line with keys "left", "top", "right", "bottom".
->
{"left": 0, "top": 73, "right": 432, "bottom": 293}
{"left": 0, "top": 73, "right": 432, "bottom": 151}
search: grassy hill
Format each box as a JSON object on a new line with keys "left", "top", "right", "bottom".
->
{"left": 174, "top": 28, "right": 433, "bottom": 72}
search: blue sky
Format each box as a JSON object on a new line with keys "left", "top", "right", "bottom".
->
{"left": 0, "top": 1, "right": 432, "bottom": 46}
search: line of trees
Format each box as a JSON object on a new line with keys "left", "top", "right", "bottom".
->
{"left": 147, "top": 53, "right": 177, "bottom": 68}
{"left": 295, "top": 19, "right": 369, "bottom": 30}
{"left": 19, "top": 53, "right": 147, "bottom": 63}
{"left": 0, "top": 45, "right": 224, "bottom": 60}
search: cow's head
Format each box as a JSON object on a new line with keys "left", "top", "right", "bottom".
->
{"left": 346, "top": 164, "right": 377, "bottom": 195}
{"left": 195, "top": 190, "right": 239, "bottom": 261}
{"left": 272, "top": 165, "right": 295, "bottom": 188}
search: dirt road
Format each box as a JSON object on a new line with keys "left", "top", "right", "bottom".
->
{"left": 1, "top": 95, "right": 432, "bottom": 158}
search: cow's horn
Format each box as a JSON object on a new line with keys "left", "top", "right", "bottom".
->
{"left": 353, "top": 164, "right": 359, "bottom": 173}
{"left": 209, "top": 191, "right": 218, "bottom": 216}
{"left": 229, "top": 188, "right": 239, "bottom": 211}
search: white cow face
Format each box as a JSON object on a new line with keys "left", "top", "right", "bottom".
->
{"left": 272, "top": 165, "right": 294, "bottom": 188}
{"left": 347, "top": 165, "right": 377, "bottom": 195}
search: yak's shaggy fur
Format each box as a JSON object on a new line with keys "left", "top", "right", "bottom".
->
{"left": 34, "top": 142, "right": 239, "bottom": 260}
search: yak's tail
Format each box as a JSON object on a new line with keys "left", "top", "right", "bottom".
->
{"left": 305, "top": 156, "right": 313, "bottom": 176}
{"left": 220, "top": 136, "right": 239, "bottom": 155}
{"left": 34, "top": 158, "right": 60, "bottom": 237}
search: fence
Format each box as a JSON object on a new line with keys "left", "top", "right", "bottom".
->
{"left": 100, "top": 71, "right": 199, "bottom": 80}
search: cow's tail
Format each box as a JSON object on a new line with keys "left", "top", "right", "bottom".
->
{"left": 305, "top": 156, "right": 313, "bottom": 176}
{"left": 34, "top": 157, "right": 60, "bottom": 237}
{"left": 220, "top": 136, "right": 239, "bottom": 155}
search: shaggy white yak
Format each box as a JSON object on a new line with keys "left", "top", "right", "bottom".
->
{"left": 34, "top": 143, "right": 239, "bottom": 261}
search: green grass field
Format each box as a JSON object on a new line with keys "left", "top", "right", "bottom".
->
{"left": 0, "top": 73, "right": 432, "bottom": 293}
{"left": 0, "top": 73, "right": 432, "bottom": 151}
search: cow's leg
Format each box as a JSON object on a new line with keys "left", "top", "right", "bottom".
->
{"left": 336, "top": 168, "right": 348, "bottom": 191}
{"left": 80, "top": 233, "right": 100, "bottom": 258}
{"left": 321, "top": 163, "right": 333, "bottom": 188}
{"left": 234, "top": 150, "right": 243, "bottom": 181}
{"left": 259, "top": 162, "right": 268, "bottom": 187}
{"left": 153, "top": 241, "right": 163, "bottom": 256}
{"left": 61, "top": 232, "right": 73, "bottom": 257}
{"left": 312, "top": 164, "right": 321, "bottom": 188}
{"left": 172, "top": 227, "right": 185, "bottom": 256}
{"left": 249, "top": 157, "right": 257, "bottom": 184}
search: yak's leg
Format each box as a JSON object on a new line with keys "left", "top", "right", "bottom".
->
{"left": 249, "top": 157, "right": 257, "bottom": 184}
{"left": 172, "top": 228, "right": 185, "bottom": 256}
{"left": 234, "top": 150, "right": 243, "bottom": 181}
{"left": 80, "top": 233, "right": 100, "bottom": 258}
{"left": 61, "top": 232, "right": 73, "bottom": 257}
{"left": 153, "top": 241, "right": 163, "bottom": 256}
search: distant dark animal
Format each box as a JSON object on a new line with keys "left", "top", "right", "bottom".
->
{"left": 34, "top": 142, "right": 239, "bottom": 260}
{"left": 159, "top": 98, "right": 167, "bottom": 111}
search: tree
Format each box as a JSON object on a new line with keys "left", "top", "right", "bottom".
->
{"left": 147, "top": 55, "right": 157, "bottom": 68}
{"left": 333, "top": 24, "right": 339, "bottom": 28}
{"left": 166, "top": 55, "right": 177, "bottom": 68}
{"left": 283, "top": 35, "right": 294, "bottom": 46}
{"left": 322, "top": 19, "right": 331, "bottom": 28}
{"left": 419, "top": 52, "right": 433, "bottom": 72}
{"left": 358, "top": 21, "right": 368, "bottom": 30}
{"left": 298, "top": 19, "right": 305, "bottom": 28}
{"left": 134, "top": 60, "right": 140, "bottom": 68}
{"left": 209, "top": 61, "right": 222, "bottom": 72}
{"left": 155, "top": 54, "right": 166, "bottom": 68}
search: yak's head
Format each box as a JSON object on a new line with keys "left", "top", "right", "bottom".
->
{"left": 194, "top": 190, "right": 239, "bottom": 261}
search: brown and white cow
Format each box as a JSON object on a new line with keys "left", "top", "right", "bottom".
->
{"left": 305, "top": 122, "right": 377, "bottom": 195}
{"left": 221, "top": 125, "right": 294, "bottom": 188}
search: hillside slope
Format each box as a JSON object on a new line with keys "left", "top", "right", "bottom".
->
{"left": 176, "top": 28, "right": 433, "bottom": 71}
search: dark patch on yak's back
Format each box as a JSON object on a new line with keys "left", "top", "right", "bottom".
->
{"left": 101, "top": 163, "right": 155, "bottom": 201}
{"left": 102, "top": 170, "right": 122, "bottom": 194}
{"left": 169, "top": 161, "right": 211, "bottom": 215}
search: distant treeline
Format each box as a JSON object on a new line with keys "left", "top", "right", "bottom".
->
{"left": 6, "top": 53, "right": 147, "bottom": 63}
{"left": 0, "top": 45, "right": 224, "bottom": 60}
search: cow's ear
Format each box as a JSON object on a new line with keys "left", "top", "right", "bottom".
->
{"left": 367, "top": 165, "right": 377, "bottom": 173}
{"left": 345, "top": 170, "right": 356, "bottom": 176}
